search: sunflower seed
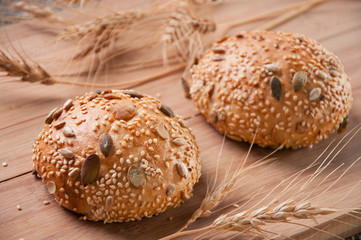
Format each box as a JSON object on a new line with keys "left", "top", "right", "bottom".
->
{"left": 181, "top": 77, "right": 190, "bottom": 98}
{"left": 160, "top": 103, "right": 174, "bottom": 117}
{"left": 292, "top": 72, "right": 307, "bottom": 92}
{"left": 155, "top": 123, "right": 169, "bottom": 139}
{"left": 309, "top": 88, "right": 322, "bottom": 101}
{"left": 104, "top": 93, "right": 122, "bottom": 100}
{"left": 166, "top": 186, "right": 174, "bottom": 196}
{"left": 181, "top": 191, "right": 190, "bottom": 200}
{"left": 46, "top": 181, "right": 56, "bottom": 194}
{"left": 212, "top": 55, "right": 224, "bottom": 61}
{"left": 86, "top": 92, "right": 98, "bottom": 101}
{"left": 176, "top": 162, "right": 187, "bottom": 179}
{"left": 99, "top": 133, "right": 113, "bottom": 157}
{"left": 315, "top": 70, "right": 328, "bottom": 80}
{"left": 52, "top": 108, "right": 63, "bottom": 120}
{"left": 53, "top": 121, "right": 65, "bottom": 130}
{"left": 329, "top": 70, "right": 339, "bottom": 77}
{"left": 172, "top": 138, "right": 186, "bottom": 146}
{"left": 45, "top": 107, "right": 60, "bottom": 124}
{"left": 178, "top": 119, "right": 188, "bottom": 128}
{"left": 81, "top": 154, "right": 100, "bottom": 186}
{"left": 123, "top": 90, "right": 144, "bottom": 98}
{"left": 113, "top": 105, "right": 136, "bottom": 121}
{"left": 295, "top": 121, "right": 307, "bottom": 134}
{"left": 58, "top": 149, "right": 74, "bottom": 159}
{"left": 338, "top": 116, "right": 349, "bottom": 133}
{"left": 212, "top": 48, "right": 226, "bottom": 54}
{"left": 68, "top": 167, "right": 81, "bottom": 179}
{"left": 63, "top": 99, "right": 73, "bottom": 111}
{"left": 128, "top": 166, "right": 146, "bottom": 188}
{"left": 63, "top": 126, "right": 75, "bottom": 137}
{"left": 264, "top": 64, "right": 280, "bottom": 73}
{"left": 105, "top": 196, "right": 114, "bottom": 211}
{"left": 270, "top": 76, "right": 282, "bottom": 101}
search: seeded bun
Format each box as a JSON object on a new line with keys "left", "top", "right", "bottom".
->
{"left": 32, "top": 90, "right": 201, "bottom": 223}
{"left": 188, "top": 31, "right": 352, "bottom": 149}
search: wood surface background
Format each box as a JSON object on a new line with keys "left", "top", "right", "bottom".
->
{"left": 1, "top": 0, "right": 361, "bottom": 239}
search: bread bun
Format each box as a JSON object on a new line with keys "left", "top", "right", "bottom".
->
{"left": 188, "top": 31, "right": 352, "bottom": 148}
{"left": 33, "top": 90, "right": 201, "bottom": 223}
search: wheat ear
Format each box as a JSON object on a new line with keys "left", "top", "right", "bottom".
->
{"left": 0, "top": 49, "right": 54, "bottom": 85}
{"left": 12, "top": 2, "right": 69, "bottom": 24}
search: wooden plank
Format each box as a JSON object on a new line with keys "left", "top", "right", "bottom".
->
{"left": 1, "top": 0, "right": 361, "bottom": 239}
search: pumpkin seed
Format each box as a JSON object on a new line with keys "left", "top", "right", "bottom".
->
{"left": 176, "top": 162, "right": 187, "bottom": 179}
{"left": 315, "top": 70, "right": 327, "bottom": 80}
{"left": 53, "top": 121, "right": 65, "bottom": 130}
{"left": 309, "top": 88, "right": 322, "bottom": 101}
{"left": 113, "top": 105, "right": 136, "bottom": 121}
{"left": 166, "top": 186, "right": 174, "bottom": 196}
{"left": 63, "top": 99, "right": 73, "bottom": 111}
{"left": 292, "top": 72, "right": 307, "bottom": 92}
{"left": 172, "top": 138, "right": 186, "bottom": 146}
{"left": 123, "top": 90, "right": 144, "bottom": 98}
{"left": 99, "top": 133, "right": 113, "bottom": 157}
{"left": 63, "top": 126, "right": 75, "bottom": 137}
{"left": 270, "top": 76, "right": 282, "bottom": 101}
{"left": 160, "top": 103, "right": 174, "bottom": 117}
{"left": 86, "top": 92, "right": 98, "bottom": 101}
{"left": 128, "top": 166, "right": 146, "bottom": 188}
{"left": 81, "top": 154, "right": 100, "bottom": 186}
{"left": 45, "top": 107, "right": 60, "bottom": 124}
{"left": 105, "top": 196, "right": 114, "bottom": 211}
{"left": 46, "top": 181, "right": 56, "bottom": 194}
{"left": 338, "top": 116, "right": 349, "bottom": 133}
{"left": 155, "top": 122, "right": 169, "bottom": 139}
{"left": 212, "top": 48, "right": 226, "bottom": 54}
{"left": 264, "top": 64, "right": 280, "bottom": 73}
{"left": 58, "top": 149, "right": 74, "bottom": 159}
{"left": 68, "top": 167, "right": 81, "bottom": 179}
{"left": 181, "top": 77, "right": 190, "bottom": 98}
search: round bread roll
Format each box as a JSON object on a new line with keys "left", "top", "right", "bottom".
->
{"left": 32, "top": 90, "right": 201, "bottom": 223}
{"left": 188, "top": 31, "right": 352, "bottom": 148}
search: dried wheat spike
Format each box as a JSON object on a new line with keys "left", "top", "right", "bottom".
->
{"left": 12, "top": 1, "right": 69, "bottom": 24}
{"left": 0, "top": 50, "right": 54, "bottom": 85}
{"left": 58, "top": 10, "right": 145, "bottom": 58}
{"left": 213, "top": 201, "right": 336, "bottom": 232}
{"left": 161, "top": 0, "right": 216, "bottom": 63}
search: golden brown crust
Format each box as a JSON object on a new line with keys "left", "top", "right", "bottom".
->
{"left": 189, "top": 31, "right": 352, "bottom": 148}
{"left": 32, "top": 90, "right": 201, "bottom": 223}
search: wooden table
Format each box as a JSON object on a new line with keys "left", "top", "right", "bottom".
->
{"left": 1, "top": 0, "right": 361, "bottom": 239}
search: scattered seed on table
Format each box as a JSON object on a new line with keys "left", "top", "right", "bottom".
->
{"left": 17, "top": 205, "right": 22, "bottom": 211}
{"left": 2, "top": 162, "right": 8, "bottom": 167}
{"left": 43, "top": 200, "right": 50, "bottom": 205}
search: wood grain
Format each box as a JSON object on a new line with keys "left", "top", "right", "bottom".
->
{"left": 1, "top": 0, "right": 361, "bottom": 239}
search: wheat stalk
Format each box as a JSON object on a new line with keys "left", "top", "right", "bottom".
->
{"left": 161, "top": 125, "right": 361, "bottom": 239}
